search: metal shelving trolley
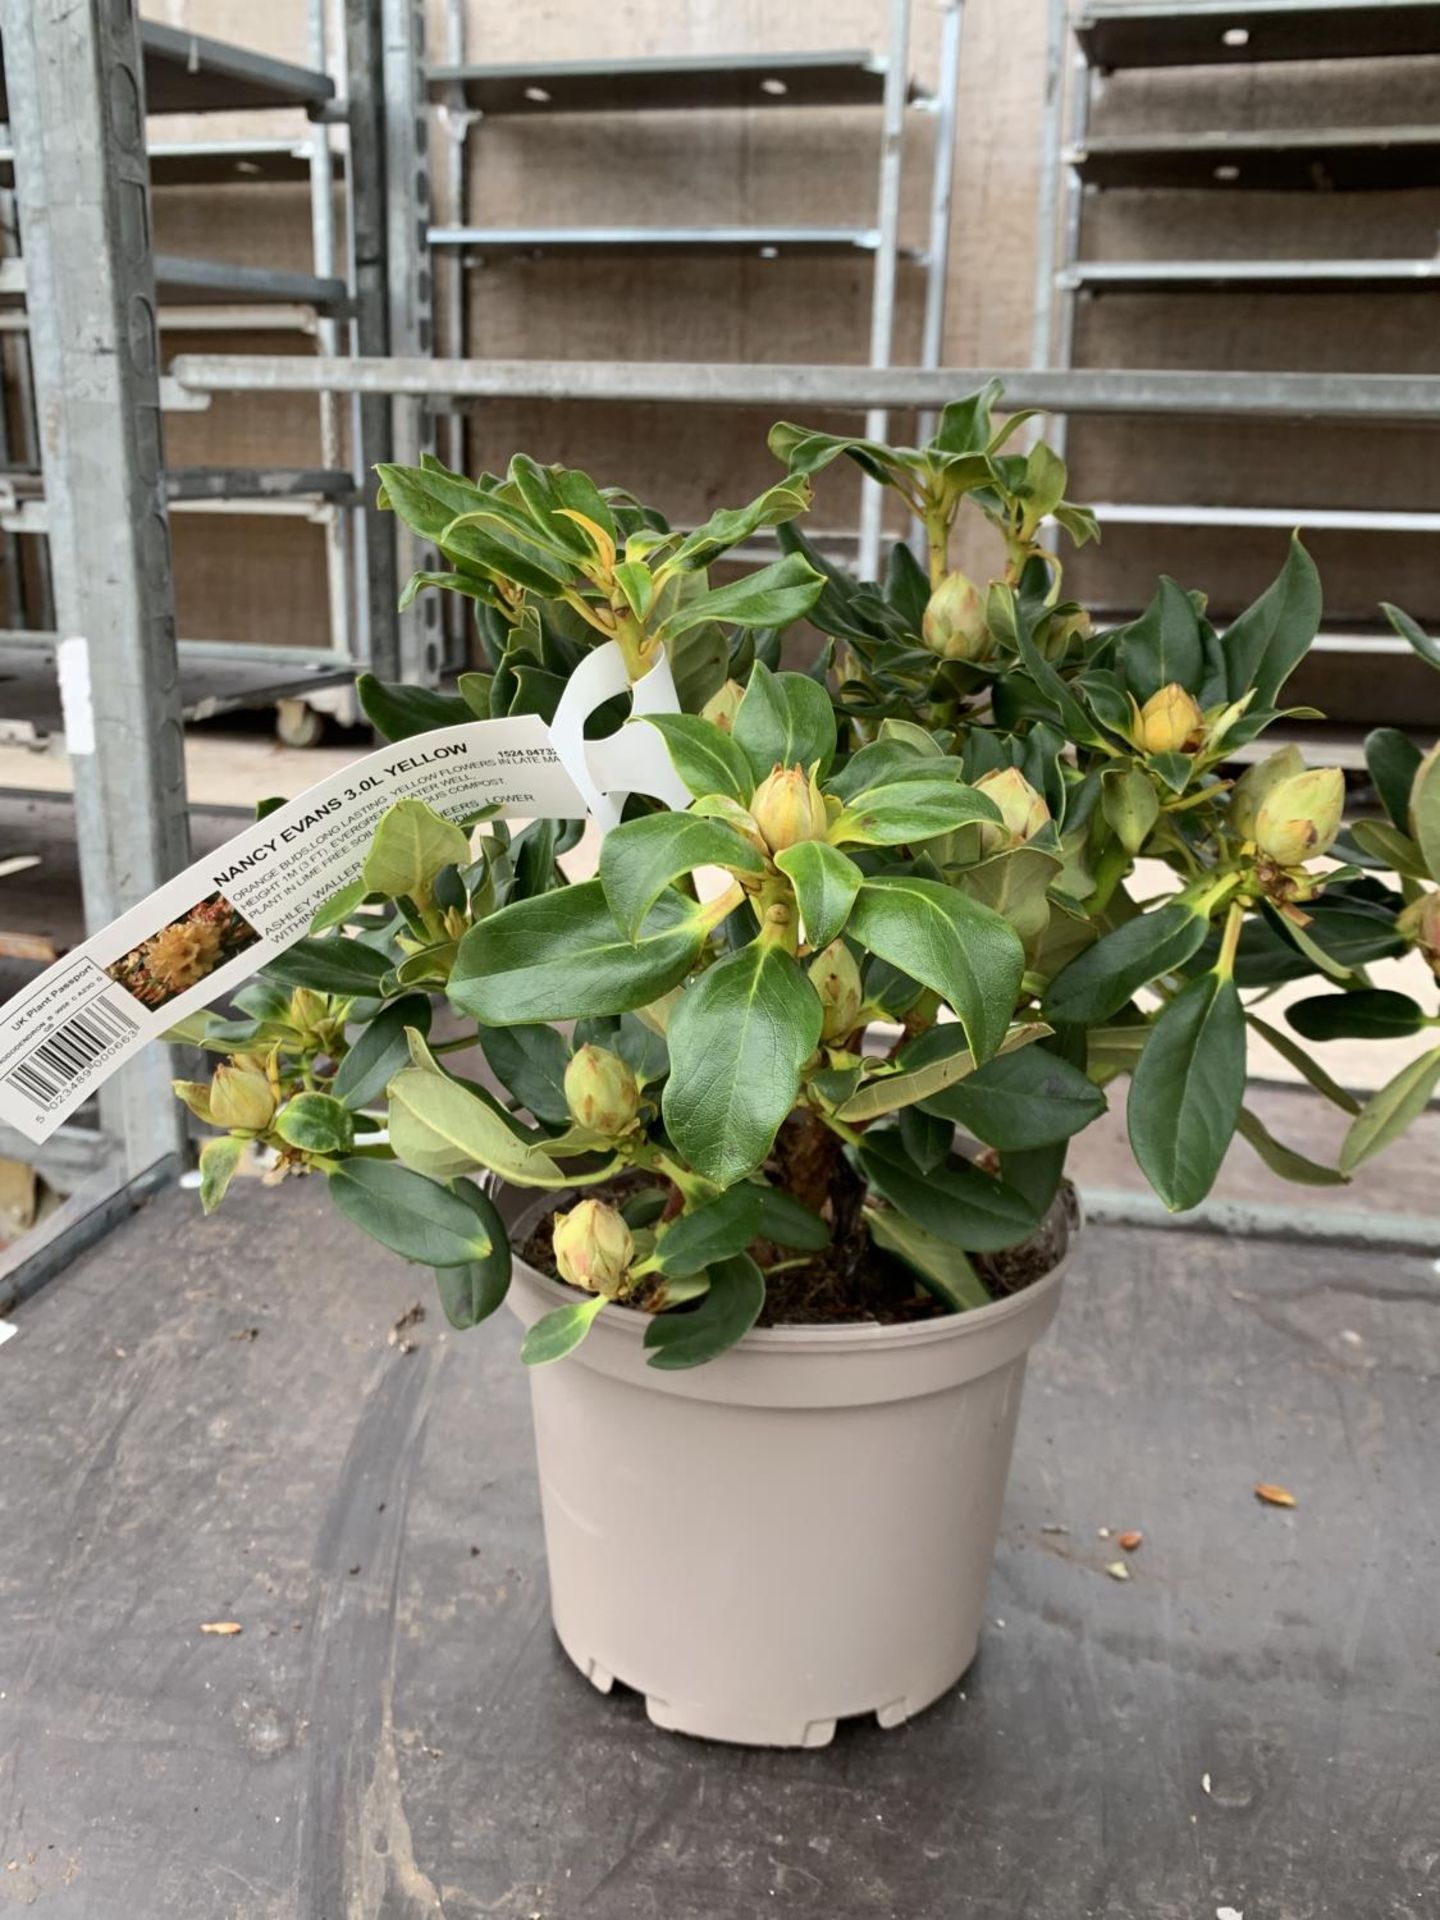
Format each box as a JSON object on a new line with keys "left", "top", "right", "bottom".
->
{"left": 1032, "top": 0, "right": 1440, "bottom": 757}
{"left": 0, "top": 0, "right": 405, "bottom": 1279}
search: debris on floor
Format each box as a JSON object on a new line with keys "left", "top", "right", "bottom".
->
{"left": 1255, "top": 1482, "right": 1297, "bottom": 1508}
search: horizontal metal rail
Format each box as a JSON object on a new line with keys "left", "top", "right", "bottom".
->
{"left": 168, "top": 357, "right": 1440, "bottom": 421}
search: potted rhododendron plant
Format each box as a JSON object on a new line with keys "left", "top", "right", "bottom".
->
{"left": 174, "top": 386, "right": 1440, "bottom": 1746}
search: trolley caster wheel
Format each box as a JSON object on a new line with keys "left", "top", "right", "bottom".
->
{"left": 275, "top": 698, "right": 326, "bottom": 749}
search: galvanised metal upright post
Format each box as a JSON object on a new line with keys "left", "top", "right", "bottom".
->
{"left": 382, "top": 0, "right": 445, "bottom": 683}
{"left": 345, "top": 0, "right": 402, "bottom": 681}
{"left": 856, "top": 0, "right": 912, "bottom": 584}
{"left": 2, "top": 0, "right": 189, "bottom": 1178}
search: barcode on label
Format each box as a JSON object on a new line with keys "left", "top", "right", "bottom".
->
{"left": 4, "top": 997, "right": 138, "bottom": 1108}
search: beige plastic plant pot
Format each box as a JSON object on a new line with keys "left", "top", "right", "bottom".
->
{"left": 501, "top": 1188, "right": 1067, "bottom": 1748}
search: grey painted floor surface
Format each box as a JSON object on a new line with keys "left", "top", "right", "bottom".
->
{"left": 0, "top": 1179, "right": 1435, "bottom": 1919}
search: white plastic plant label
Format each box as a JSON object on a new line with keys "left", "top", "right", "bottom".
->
{"left": 0, "top": 642, "right": 685, "bottom": 1146}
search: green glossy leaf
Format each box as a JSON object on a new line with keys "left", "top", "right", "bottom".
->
{"left": 848, "top": 875, "right": 1025, "bottom": 1063}
{"left": 1114, "top": 576, "right": 1203, "bottom": 703}
{"left": 836, "top": 1021, "right": 1045, "bottom": 1123}
{"left": 1222, "top": 534, "right": 1322, "bottom": 706}
{"left": 830, "top": 779, "right": 1001, "bottom": 848}
{"left": 309, "top": 879, "right": 368, "bottom": 934}
{"left": 1101, "top": 766, "right": 1160, "bottom": 854}
{"left": 1245, "top": 1012, "right": 1361, "bottom": 1116}
{"left": 329, "top": 1157, "right": 494, "bottom": 1266}
{"left": 1363, "top": 727, "right": 1424, "bottom": 833}
{"left": 1348, "top": 817, "right": 1429, "bottom": 881}
{"left": 263, "top": 936, "right": 393, "bottom": 996}
{"left": 922, "top": 1043, "right": 1106, "bottom": 1149}
{"left": 955, "top": 845, "right": 1063, "bottom": 952}
{"left": 642, "top": 713, "right": 755, "bottom": 803}
{"left": 1286, "top": 989, "right": 1428, "bottom": 1043}
{"left": 826, "top": 739, "right": 962, "bottom": 801}
{"left": 663, "top": 942, "right": 824, "bottom": 1185}
{"left": 999, "top": 1141, "right": 1068, "bottom": 1216}
{"left": 612, "top": 559, "right": 655, "bottom": 623}
{"left": 1340, "top": 1044, "right": 1440, "bottom": 1175}
{"left": 199, "top": 1134, "right": 245, "bottom": 1215}
{"left": 1236, "top": 1108, "right": 1346, "bottom": 1187}
{"left": 1409, "top": 742, "right": 1440, "bottom": 880}
{"left": 1042, "top": 901, "right": 1208, "bottom": 1025}
{"left": 274, "top": 1092, "right": 354, "bottom": 1156}
{"left": 658, "top": 554, "right": 825, "bottom": 644}
{"left": 361, "top": 798, "right": 471, "bottom": 901}
{"left": 643, "top": 1253, "right": 766, "bottom": 1370}
{"left": 858, "top": 1131, "right": 1041, "bottom": 1253}
{"left": 449, "top": 880, "right": 706, "bottom": 1025}
{"left": 1127, "top": 973, "right": 1245, "bottom": 1211}
{"left": 479, "top": 1023, "right": 572, "bottom": 1125}
{"left": 865, "top": 1206, "right": 990, "bottom": 1311}
{"left": 1382, "top": 600, "right": 1440, "bottom": 672}
{"left": 652, "top": 1187, "right": 766, "bottom": 1275}
{"left": 766, "top": 420, "right": 915, "bottom": 485}
{"left": 773, "top": 841, "right": 862, "bottom": 948}
{"left": 434, "top": 1179, "right": 512, "bottom": 1328}
{"left": 753, "top": 1185, "right": 829, "bottom": 1250}
{"left": 600, "top": 811, "right": 764, "bottom": 940}
{"left": 355, "top": 671, "right": 473, "bottom": 743}
{"left": 387, "top": 1065, "right": 571, "bottom": 1186}
{"left": 898, "top": 1104, "right": 954, "bottom": 1172}
{"left": 732, "top": 661, "right": 838, "bottom": 783}
{"left": 522, "top": 1293, "right": 606, "bottom": 1366}
{"left": 661, "top": 476, "right": 812, "bottom": 573}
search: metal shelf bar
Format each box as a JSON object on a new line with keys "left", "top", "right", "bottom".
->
{"left": 1076, "top": 2, "right": 1440, "bottom": 71}
{"left": 0, "top": 255, "right": 351, "bottom": 313}
{"left": 0, "top": 638, "right": 353, "bottom": 740}
{"left": 0, "top": 20, "right": 334, "bottom": 122}
{"left": 1088, "top": 501, "right": 1440, "bottom": 532}
{"left": 1073, "top": 127, "right": 1440, "bottom": 193}
{"left": 427, "top": 225, "right": 904, "bottom": 256}
{"left": 424, "top": 49, "right": 921, "bottom": 115}
{"left": 1064, "top": 257, "right": 1440, "bottom": 292}
{"left": 0, "top": 139, "right": 342, "bottom": 191}
{"left": 153, "top": 255, "right": 352, "bottom": 312}
{"left": 167, "top": 356, "right": 1440, "bottom": 422}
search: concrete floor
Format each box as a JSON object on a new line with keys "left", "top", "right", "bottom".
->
{"left": 0, "top": 1176, "right": 1435, "bottom": 1918}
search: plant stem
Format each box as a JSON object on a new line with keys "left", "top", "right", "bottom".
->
{"left": 925, "top": 513, "right": 950, "bottom": 588}
{"left": 1215, "top": 899, "right": 1245, "bottom": 980}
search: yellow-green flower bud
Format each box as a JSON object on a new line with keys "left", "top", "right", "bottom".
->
{"left": 921, "top": 569, "right": 994, "bottom": 663}
{"left": 552, "top": 1198, "right": 634, "bottom": 1299}
{"left": 1135, "top": 683, "right": 1205, "bottom": 756}
{"left": 1229, "top": 744, "right": 1305, "bottom": 841}
{"left": 808, "top": 938, "right": 864, "bottom": 1042}
{"left": 1254, "top": 767, "right": 1345, "bottom": 867}
{"left": 1400, "top": 891, "right": 1440, "bottom": 973}
{"left": 701, "top": 679, "right": 745, "bottom": 733}
{"left": 172, "top": 1080, "right": 214, "bottom": 1125}
{"left": 750, "top": 764, "right": 830, "bottom": 855}
{"left": 288, "top": 987, "right": 328, "bottom": 1033}
{"left": 1038, "top": 605, "right": 1093, "bottom": 662}
{"left": 209, "top": 1064, "right": 277, "bottom": 1134}
{"left": 562, "top": 1044, "right": 641, "bottom": 1137}
{"left": 974, "top": 767, "right": 1051, "bottom": 857}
